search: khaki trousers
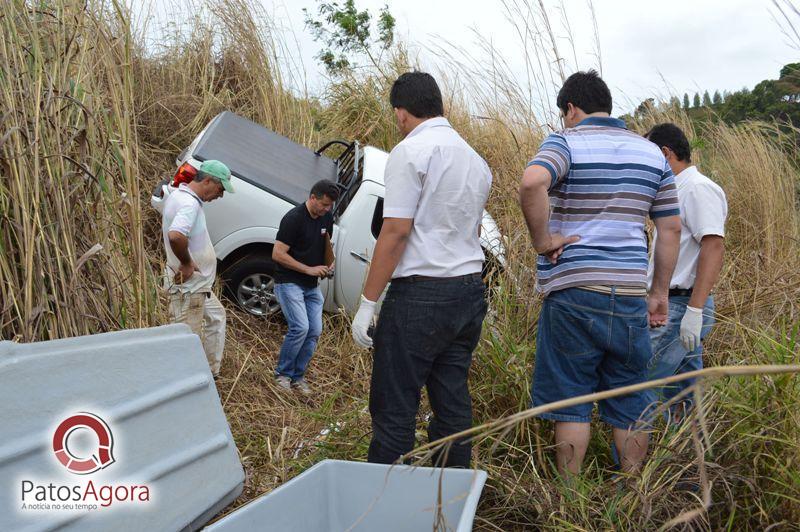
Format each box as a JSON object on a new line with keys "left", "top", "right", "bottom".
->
{"left": 168, "top": 291, "right": 226, "bottom": 376}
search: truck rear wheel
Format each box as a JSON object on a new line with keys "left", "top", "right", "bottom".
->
{"left": 222, "top": 256, "right": 282, "bottom": 317}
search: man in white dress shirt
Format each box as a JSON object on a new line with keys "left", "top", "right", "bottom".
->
{"left": 351, "top": 72, "right": 492, "bottom": 467}
{"left": 645, "top": 123, "right": 727, "bottom": 417}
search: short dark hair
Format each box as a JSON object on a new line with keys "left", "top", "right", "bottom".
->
{"left": 310, "top": 179, "right": 340, "bottom": 201}
{"left": 389, "top": 72, "right": 444, "bottom": 119}
{"left": 556, "top": 70, "right": 612, "bottom": 115}
{"left": 645, "top": 123, "right": 692, "bottom": 162}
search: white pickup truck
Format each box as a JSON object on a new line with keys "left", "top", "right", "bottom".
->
{"left": 152, "top": 111, "right": 505, "bottom": 317}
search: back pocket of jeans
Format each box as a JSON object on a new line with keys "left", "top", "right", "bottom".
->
{"left": 403, "top": 302, "right": 445, "bottom": 356}
{"left": 548, "top": 305, "right": 594, "bottom": 357}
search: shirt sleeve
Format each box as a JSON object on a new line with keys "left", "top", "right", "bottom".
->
{"left": 276, "top": 211, "right": 299, "bottom": 248}
{"left": 684, "top": 182, "right": 727, "bottom": 241}
{"left": 527, "top": 133, "right": 571, "bottom": 188}
{"left": 649, "top": 160, "right": 681, "bottom": 219}
{"left": 383, "top": 144, "right": 422, "bottom": 219}
{"left": 168, "top": 203, "right": 199, "bottom": 236}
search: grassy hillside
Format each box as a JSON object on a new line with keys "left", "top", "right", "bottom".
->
{"left": 1, "top": 0, "right": 799, "bottom": 529}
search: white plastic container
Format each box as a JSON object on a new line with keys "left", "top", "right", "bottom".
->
{"left": 205, "top": 459, "right": 487, "bottom": 532}
{"left": 0, "top": 324, "right": 244, "bottom": 532}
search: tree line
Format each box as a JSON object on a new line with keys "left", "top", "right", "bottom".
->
{"left": 643, "top": 63, "right": 800, "bottom": 126}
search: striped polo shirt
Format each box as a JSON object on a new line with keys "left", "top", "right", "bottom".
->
{"left": 528, "top": 116, "right": 680, "bottom": 295}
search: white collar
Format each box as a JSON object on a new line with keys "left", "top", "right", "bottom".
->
{"left": 406, "top": 116, "right": 451, "bottom": 139}
{"left": 178, "top": 183, "right": 204, "bottom": 204}
{"left": 674, "top": 165, "right": 698, "bottom": 188}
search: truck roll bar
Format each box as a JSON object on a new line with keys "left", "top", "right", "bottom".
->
{"left": 314, "top": 140, "right": 352, "bottom": 156}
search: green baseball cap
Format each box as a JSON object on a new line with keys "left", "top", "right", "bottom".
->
{"left": 199, "top": 160, "right": 234, "bottom": 193}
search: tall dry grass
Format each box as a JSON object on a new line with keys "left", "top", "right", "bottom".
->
{"left": 0, "top": 0, "right": 158, "bottom": 341}
{"left": 1, "top": 0, "right": 799, "bottom": 529}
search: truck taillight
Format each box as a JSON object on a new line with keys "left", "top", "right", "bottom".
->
{"left": 173, "top": 162, "right": 198, "bottom": 187}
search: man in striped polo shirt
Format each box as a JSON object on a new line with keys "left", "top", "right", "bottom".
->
{"left": 519, "top": 70, "right": 682, "bottom": 475}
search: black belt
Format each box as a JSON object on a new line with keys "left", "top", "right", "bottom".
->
{"left": 669, "top": 288, "right": 693, "bottom": 297}
{"left": 393, "top": 273, "right": 483, "bottom": 283}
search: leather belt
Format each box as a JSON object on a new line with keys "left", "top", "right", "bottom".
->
{"left": 669, "top": 288, "right": 693, "bottom": 297}
{"left": 393, "top": 273, "right": 483, "bottom": 283}
{"left": 578, "top": 285, "right": 648, "bottom": 297}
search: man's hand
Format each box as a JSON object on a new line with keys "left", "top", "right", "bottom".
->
{"left": 680, "top": 306, "right": 703, "bottom": 351}
{"left": 306, "top": 265, "right": 330, "bottom": 278}
{"left": 352, "top": 296, "right": 377, "bottom": 348}
{"left": 537, "top": 233, "right": 581, "bottom": 265}
{"left": 325, "top": 261, "right": 336, "bottom": 278}
{"left": 647, "top": 292, "right": 669, "bottom": 327}
{"left": 174, "top": 261, "right": 199, "bottom": 284}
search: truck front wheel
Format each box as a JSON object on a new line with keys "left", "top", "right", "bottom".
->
{"left": 222, "top": 256, "right": 282, "bottom": 317}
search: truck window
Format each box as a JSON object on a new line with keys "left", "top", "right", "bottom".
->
{"left": 371, "top": 198, "right": 384, "bottom": 239}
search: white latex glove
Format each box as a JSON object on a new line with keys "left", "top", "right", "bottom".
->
{"left": 680, "top": 305, "right": 703, "bottom": 352}
{"left": 352, "top": 295, "right": 377, "bottom": 348}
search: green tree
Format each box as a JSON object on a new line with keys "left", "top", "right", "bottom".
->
{"left": 669, "top": 96, "right": 681, "bottom": 109}
{"left": 683, "top": 93, "right": 690, "bottom": 109}
{"left": 712, "top": 90, "right": 722, "bottom": 105}
{"left": 304, "top": 0, "right": 396, "bottom": 75}
{"left": 702, "top": 90, "right": 712, "bottom": 107}
{"left": 778, "top": 62, "right": 800, "bottom": 102}
{"left": 714, "top": 64, "right": 800, "bottom": 127}
{"left": 693, "top": 92, "right": 701, "bottom": 108}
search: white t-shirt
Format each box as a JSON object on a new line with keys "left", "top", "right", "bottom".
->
{"left": 162, "top": 184, "right": 217, "bottom": 293}
{"left": 383, "top": 117, "right": 493, "bottom": 278}
{"left": 647, "top": 165, "right": 728, "bottom": 290}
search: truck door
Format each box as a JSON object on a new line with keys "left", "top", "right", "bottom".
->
{"left": 332, "top": 182, "right": 384, "bottom": 315}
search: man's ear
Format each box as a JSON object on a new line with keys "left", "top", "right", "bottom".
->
{"left": 661, "top": 146, "right": 671, "bottom": 159}
{"left": 566, "top": 102, "right": 577, "bottom": 119}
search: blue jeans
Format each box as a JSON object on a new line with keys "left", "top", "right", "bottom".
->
{"left": 368, "top": 274, "right": 488, "bottom": 468}
{"left": 532, "top": 287, "right": 652, "bottom": 429}
{"left": 647, "top": 296, "right": 715, "bottom": 408}
{"left": 274, "top": 283, "right": 323, "bottom": 381}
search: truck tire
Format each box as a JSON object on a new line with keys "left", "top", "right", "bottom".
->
{"left": 222, "top": 255, "right": 282, "bottom": 317}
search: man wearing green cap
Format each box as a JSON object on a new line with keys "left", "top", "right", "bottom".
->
{"left": 162, "top": 159, "right": 234, "bottom": 377}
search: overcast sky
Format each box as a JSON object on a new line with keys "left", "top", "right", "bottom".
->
{"left": 140, "top": 0, "right": 799, "bottom": 115}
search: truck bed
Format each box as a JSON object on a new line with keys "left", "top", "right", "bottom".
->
{"left": 193, "top": 111, "right": 338, "bottom": 206}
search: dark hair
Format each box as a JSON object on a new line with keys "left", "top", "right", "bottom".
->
{"left": 389, "top": 71, "right": 444, "bottom": 119}
{"left": 645, "top": 123, "right": 692, "bottom": 162}
{"left": 310, "top": 179, "right": 340, "bottom": 201}
{"left": 556, "top": 70, "right": 612, "bottom": 115}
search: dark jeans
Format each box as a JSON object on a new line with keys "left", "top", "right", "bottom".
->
{"left": 368, "top": 274, "right": 488, "bottom": 468}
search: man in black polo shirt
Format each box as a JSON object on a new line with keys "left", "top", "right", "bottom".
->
{"left": 271, "top": 179, "right": 339, "bottom": 394}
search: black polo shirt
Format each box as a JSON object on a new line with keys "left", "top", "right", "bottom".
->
{"left": 274, "top": 204, "right": 334, "bottom": 288}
